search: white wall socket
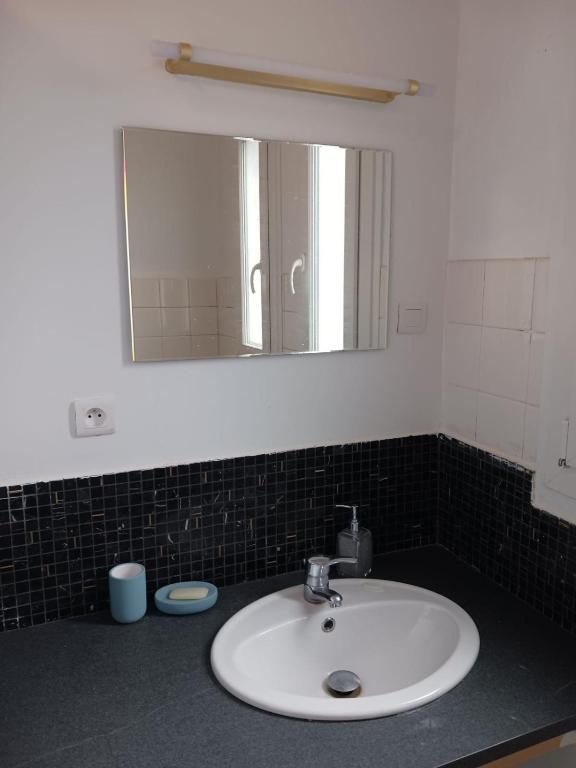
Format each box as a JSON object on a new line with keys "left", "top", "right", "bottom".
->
{"left": 74, "top": 396, "right": 116, "bottom": 438}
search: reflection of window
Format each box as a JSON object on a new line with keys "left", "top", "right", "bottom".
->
{"left": 309, "top": 145, "right": 347, "bottom": 352}
{"left": 239, "top": 140, "right": 263, "bottom": 350}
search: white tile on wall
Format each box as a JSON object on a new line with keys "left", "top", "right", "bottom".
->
{"left": 478, "top": 327, "right": 530, "bottom": 401}
{"left": 446, "top": 261, "right": 484, "bottom": 324}
{"left": 217, "top": 277, "right": 240, "bottom": 309}
{"left": 532, "top": 258, "right": 549, "bottom": 332}
{"left": 217, "top": 307, "right": 240, "bottom": 338}
{"left": 162, "top": 336, "right": 192, "bottom": 359}
{"left": 161, "top": 308, "right": 190, "bottom": 336}
{"left": 443, "top": 385, "right": 478, "bottom": 440}
{"left": 527, "top": 332, "right": 545, "bottom": 406}
{"left": 131, "top": 278, "right": 160, "bottom": 308}
{"left": 190, "top": 307, "right": 218, "bottom": 335}
{"left": 160, "top": 279, "right": 189, "bottom": 308}
{"left": 189, "top": 278, "right": 217, "bottom": 307}
{"left": 441, "top": 258, "right": 546, "bottom": 466}
{"left": 218, "top": 335, "right": 240, "bottom": 357}
{"left": 444, "top": 323, "right": 481, "bottom": 389}
{"left": 483, "top": 259, "right": 535, "bottom": 330}
{"left": 133, "top": 337, "right": 162, "bottom": 360}
{"left": 132, "top": 308, "right": 162, "bottom": 337}
{"left": 190, "top": 335, "right": 218, "bottom": 357}
{"left": 476, "top": 393, "right": 525, "bottom": 459}
{"left": 523, "top": 405, "right": 539, "bottom": 465}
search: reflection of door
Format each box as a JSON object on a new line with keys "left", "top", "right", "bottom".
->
{"left": 238, "top": 140, "right": 271, "bottom": 353}
{"left": 308, "top": 145, "right": 359, "bottom": 352}
{"left": 356, "top": 150, "right": 392, "bottom": 350}
{"left": 268, "top": 142, "right": 311, "bottom": 353}
{"left": 266, "top": 142, "right": 390, "bottom": 355}
{"left": 267, "top": 143, "right": 364, "bottom": 354}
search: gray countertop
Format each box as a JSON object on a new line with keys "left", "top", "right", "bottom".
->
{"left": 2, "top": 546, "right": 576, "bottom": 768}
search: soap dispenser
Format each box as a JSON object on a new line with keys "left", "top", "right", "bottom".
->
{"left": 335, "top": 505, "right": 373, "bottom": 577}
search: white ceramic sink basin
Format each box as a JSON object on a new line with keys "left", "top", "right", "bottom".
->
{"left": 211, "top": 579, "right": 480, "bottom": 721}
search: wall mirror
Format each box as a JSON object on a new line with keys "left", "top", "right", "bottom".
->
{"left": 123, "top": 127, "right": 391, "bottom": 361}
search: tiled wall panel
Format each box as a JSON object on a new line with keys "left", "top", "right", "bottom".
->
{"left": 131, "top": 277, "right": 223, "bottom": 360}
{"left": 442, "top": 257, "right": 549, "bottom": 466}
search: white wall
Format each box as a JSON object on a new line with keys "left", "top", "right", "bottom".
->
{"left": 0, "top": 0, "right": 459, "bottom": 485}
{"left": 441, "top": 0, "right": 572, "bottom": 467}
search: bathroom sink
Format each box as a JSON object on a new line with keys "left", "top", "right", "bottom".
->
{"left": 211, "top": 579, "right": 480, "bottom": 721}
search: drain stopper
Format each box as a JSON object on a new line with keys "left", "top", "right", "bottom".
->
{"left": 326, "top": 670, "right": 361, "bottom": 697}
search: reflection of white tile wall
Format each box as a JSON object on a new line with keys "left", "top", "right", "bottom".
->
{"left": 131, "top": 275, "right": 250, "bottom": 359}
{"left": 131, "top": 277, "right": 219, "bottom": 360}
{"left": 442, "top": 258, "right": 549, "bottom": 466}
{"left": 216, "top": 277, "right": 252, "bottom": 356}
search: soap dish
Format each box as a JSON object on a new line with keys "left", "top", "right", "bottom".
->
{"left": 154, "top": 581, "right": 218, "bottom": 615}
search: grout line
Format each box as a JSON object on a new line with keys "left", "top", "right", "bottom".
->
{"left": 476, "top": 258, "right": 485, "bottom": 446}
{"left": 446, "top": 256, "right": 550, "bottom": 263}
{"left": 529, "top": 257, "right": 538, "bottom": 332}
{"left": 446, "top": 382, "right": 539, "bottom": 408}
{"left": 447, "top": 320, "right": 538, "bottom": 332}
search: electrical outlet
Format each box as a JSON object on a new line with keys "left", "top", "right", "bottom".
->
{"left": 73, "top": 396, "right": 115, "bottom": 437}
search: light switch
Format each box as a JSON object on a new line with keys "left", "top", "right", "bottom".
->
{"left": 397, "top": 303, "right": 427, "bottom": 334}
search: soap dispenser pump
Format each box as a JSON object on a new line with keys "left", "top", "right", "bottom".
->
{"left": 335, "top": 504, "right": 373, "bottom": 577}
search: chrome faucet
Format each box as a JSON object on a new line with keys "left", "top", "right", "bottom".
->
{"left": 303, "top": 555, "right": 358, "bottom": 608}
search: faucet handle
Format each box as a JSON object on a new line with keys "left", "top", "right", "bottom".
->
{"left": 305, "top": 555, "right": 330, "bottom": 575}
{"left": 325, "top": 556, "right": 358, "bottom": 569}
{"left": 306, "top": 555, "right": 357, "bottom": 577}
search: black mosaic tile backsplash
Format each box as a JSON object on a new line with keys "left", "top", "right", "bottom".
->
{"left": 3, "top": 433, "right": 576, "bottom": 635}
{"left": 438, "top": 435, "right": 576, "bottom": 634}
{"left": 0, "top": 436, "right": 437, "bottom": 632}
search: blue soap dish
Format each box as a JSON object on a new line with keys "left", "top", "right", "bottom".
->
{"left": 154, "top": 581, "right": 218, "bottom": 615}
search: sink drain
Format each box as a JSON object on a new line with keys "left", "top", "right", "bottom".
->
{"left": 325, "top": 670, "right": 362, "bottom": 698}
{"left": 322, "top": 617, "right": 335, "bottom": 633}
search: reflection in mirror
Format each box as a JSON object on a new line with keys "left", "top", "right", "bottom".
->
{"left": 123, "top": 128, "right": 391, "bottom": 361}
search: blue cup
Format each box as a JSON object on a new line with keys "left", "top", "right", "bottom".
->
{"left": 108, "top": 563, "right": 147, "bottom": 623}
